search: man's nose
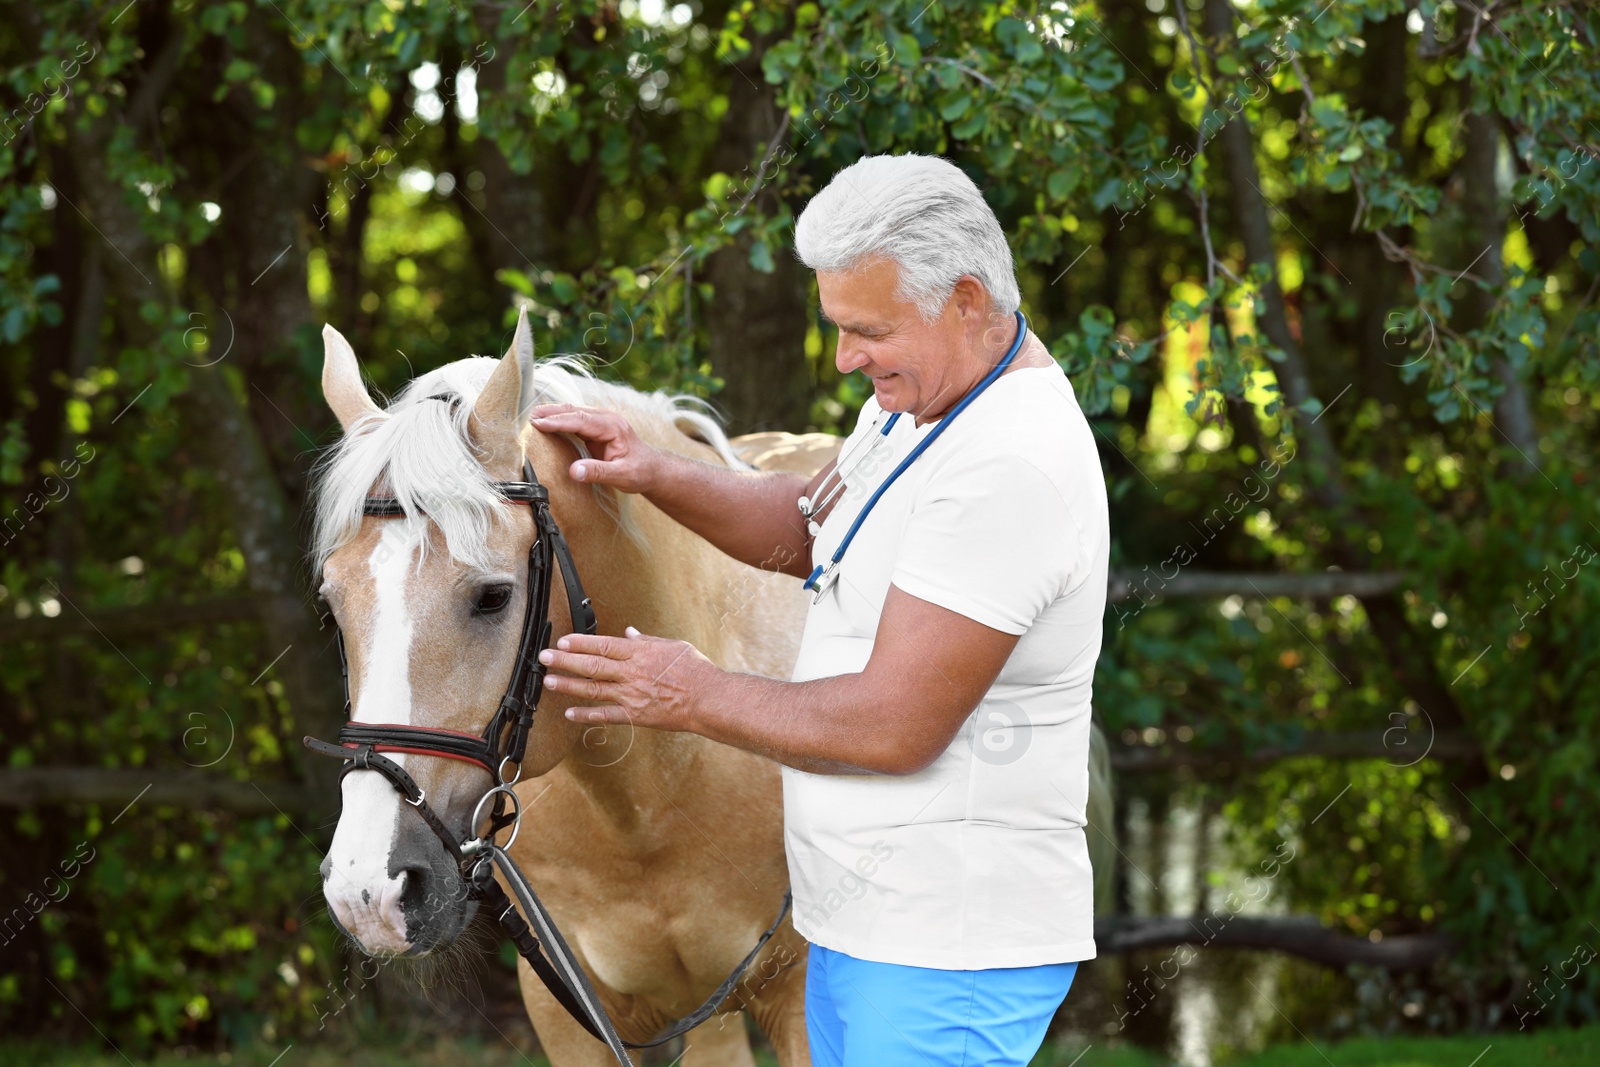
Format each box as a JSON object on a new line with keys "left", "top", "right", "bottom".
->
{"left": 835, "top": 336, "right": 871, "bottom": 376}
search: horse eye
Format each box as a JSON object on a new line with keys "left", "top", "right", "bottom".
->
{"left": 474, "top": 584, "right": 513, "bottom": 616}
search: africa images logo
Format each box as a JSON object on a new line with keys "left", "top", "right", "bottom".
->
{"left": 973, "top": 698, "right": 1032, "bottom": 766}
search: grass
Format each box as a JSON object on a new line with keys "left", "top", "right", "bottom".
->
{"left": 6, "top": 1024, "right": 1598, "bottom": 1067}
{"left": 1031, "top": 1023, "right": 1600, "bottom": 1066}
{"left": 0, "top": 1035, "right": 538, "bottom": 1067}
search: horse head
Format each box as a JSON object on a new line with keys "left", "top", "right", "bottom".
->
{"left": 311, "top": 308, "right": 591, "bottom": 957}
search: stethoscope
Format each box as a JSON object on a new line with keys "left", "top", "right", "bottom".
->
{"left": 800, "top": 310, "right": 1029, "bottom": 603}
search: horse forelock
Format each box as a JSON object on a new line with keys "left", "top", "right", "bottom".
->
{"left": 310, "top": 353, "right": 747, "bottom": 578}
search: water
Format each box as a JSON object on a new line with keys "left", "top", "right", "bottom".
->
{"left": 1047, "top": 782, "right": 1309, "bottom": 1065}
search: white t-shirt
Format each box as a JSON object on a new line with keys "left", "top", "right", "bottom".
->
{"left": 782, "top": 359, "right": 1108, "bottom": 971}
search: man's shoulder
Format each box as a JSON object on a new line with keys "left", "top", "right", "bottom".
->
{"left": 935, "top": 368, "right": 1093, "bottom": 483}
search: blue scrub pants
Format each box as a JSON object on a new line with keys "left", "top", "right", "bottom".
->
{"left": 805, "top": 942, "right": 1078, "bottom": 1067}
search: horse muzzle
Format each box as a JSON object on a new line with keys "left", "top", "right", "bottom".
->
{"left": 321, "top": 817, "right": 477, "bottom": 958}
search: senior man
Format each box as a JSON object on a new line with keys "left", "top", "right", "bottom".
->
{"left": 531, "top": 153, "right": 1108, "bottom": 1067}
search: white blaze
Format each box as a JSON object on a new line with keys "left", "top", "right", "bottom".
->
{"left": 323, "top": 522, "right": 420, "bottom": 954}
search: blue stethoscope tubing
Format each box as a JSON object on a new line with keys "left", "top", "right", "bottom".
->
{"left": 803, "top": 310, "right": 1029, "bottom": 598}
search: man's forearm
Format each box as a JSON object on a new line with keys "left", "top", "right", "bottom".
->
{"left": 642, "top": 452, "right": 814, "bottom": 577}
{"left": 544, "top": 590, "right": 1004, "bottom": 775}
{"left": 689, "top": 668, "right": 929, "bottom": 776}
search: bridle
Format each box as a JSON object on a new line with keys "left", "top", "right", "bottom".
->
{"left": 302, "top": 407, "right": 790, "bottom": 1064}
{"left": 304, "top": 454, "right": 594, "bottom": 840}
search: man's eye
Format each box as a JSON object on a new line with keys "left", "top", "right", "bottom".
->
{"left": 475, "top": 585, "right": 514, "bottom": 616}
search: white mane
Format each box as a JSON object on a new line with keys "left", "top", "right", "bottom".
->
{"left": 310, "top": 354, "right": 743, "bottom": 575}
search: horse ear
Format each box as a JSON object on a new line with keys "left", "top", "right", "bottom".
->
{"left": 469, "top": 306, "right": 537, "bottom": 476}
{"left": 322, "top": 324, "right": 383, "bottom": 432}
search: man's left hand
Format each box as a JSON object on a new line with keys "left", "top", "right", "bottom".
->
{"left": 540, "top": 627, "right": 718, "bottom": 730}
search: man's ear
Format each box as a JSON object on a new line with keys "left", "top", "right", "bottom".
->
{"left": 467, "top": 306, "right": 537, "bottom": 477}
{"left": 949, "top": 275, "right": 992, "bottom": 324}
{"left": 322, "top": 324, "right": 383, "bottom": 431}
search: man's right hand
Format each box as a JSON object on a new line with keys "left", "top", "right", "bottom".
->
{"left": 534, "top": 401, "right": 814, "bottom": 577}
{"left": 530, "top": 403, "right": 661, "bottom": 494}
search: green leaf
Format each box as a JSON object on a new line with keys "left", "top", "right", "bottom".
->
{"left": 1090, "top": 177, "right": 1123, "bottom": 211}
{"left": 939, "top": 93, "right": 971, "bottom": 122}
{"left": 1061, "top": 98, "right": 1105, "bottom": 124}
{"left": 1080, "top": 305, "right": 1115, "bottom": 337}
{"left": 2, "top": 306, "right": 25, "bottom": 343}
{"left": 1310, "top": 98, "right": 1346, "bottom": 127}
{"left": 748, "top": 240, "right": 774, "bottom": 274}
{"left": 549, "top": 273, "right": 579, "bottom": 304}
{"left": 1047, "top": 169, "right": 1077, "bottom": 201}
{"left": 199, "top": 4, "right": 235, "bottom": 34}
{"left": 1082, "top": 66, "right": 1121, "bottom": 93}
{"left": 950, "top": 111, "right": 985, "bottom": 140}
{"left": 761, "top": 40, "right": 803, "bottom": 84}
{"left": 494, "top": 269, "right": 534, "bottom": 297}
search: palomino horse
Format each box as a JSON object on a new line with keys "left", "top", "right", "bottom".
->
{"left": 313, "top": 311, "right": 809, "bottom": 1064}
{"left": 310, "top": 309, "right": 1115, "bottom": 1066}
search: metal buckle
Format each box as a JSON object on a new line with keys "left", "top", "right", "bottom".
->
{"left": 406, "top": 789, "right": 426, "bottom": 808}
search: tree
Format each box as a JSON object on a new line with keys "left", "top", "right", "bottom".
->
{"left": 1, "top": 0, "right": 1595, "bottom": 1048}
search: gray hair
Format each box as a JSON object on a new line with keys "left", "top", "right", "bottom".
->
{"left": 794, "top": 153, "right": 1020, "bottom": 321}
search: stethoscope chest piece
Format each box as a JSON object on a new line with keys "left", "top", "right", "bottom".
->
{"left": 804, "top": 562, "right": 840, "bottom": 603}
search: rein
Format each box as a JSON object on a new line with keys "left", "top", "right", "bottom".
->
{"left": 304, "top": 440, "right": 790, "bottom": 1063}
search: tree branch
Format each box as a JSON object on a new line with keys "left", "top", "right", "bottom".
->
{"left": 0, "top": 596, "right": 299, "bottom": 644}
{"left": 1108, "top": 569, "right": 1407, "bottom": 603}
{"left": 1110, "top": 730, "right": 1480, "bottom": 773}
{"left": 0, "top": 768, "right": 322, "bottom": 815}
{"left": 0, "top": 571, "right": 1411, "bottom": 644}
{"left": 1095, "top": 914, "right": 1454, "bottom": 970}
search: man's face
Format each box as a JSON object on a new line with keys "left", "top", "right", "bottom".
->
{"left": 816, "top": 257, "right": 975, "bottom": 421}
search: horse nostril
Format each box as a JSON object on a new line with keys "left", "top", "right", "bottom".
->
{"left": 376, "top": 871, "right": 409, "bottom": 941}
{"left": 385, "top": 865, "right": 449, "bottom": 945}
{"left": 400, "top": 865, "right": 447, "bottom": 930}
